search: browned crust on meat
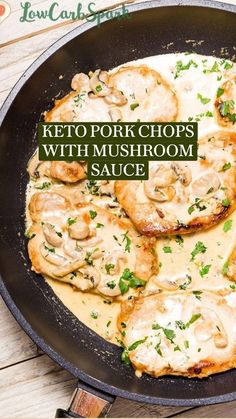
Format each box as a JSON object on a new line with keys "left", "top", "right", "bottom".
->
{"left": 115, "top": 180, "right": 235, "bottom": 236}
{"left": 128, "top": 356, "right": 236, "bottom": 379}
{"left": 50, "top": 161, "right": 86, "bottom": 183}
{"left": 44, "top": 91, "right": 77, "bottom": 122}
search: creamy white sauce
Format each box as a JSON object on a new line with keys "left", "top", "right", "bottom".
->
{"left": 26, "top": 52, "right": 236, "bottom": 347}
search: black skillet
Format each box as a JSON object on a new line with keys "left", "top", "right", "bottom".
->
{"left": 1, "top": 0, "right": 236, "bottom": 416}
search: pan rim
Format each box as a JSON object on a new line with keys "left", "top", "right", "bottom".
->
{"left": 1, "top": 0, "right": 236, "bottom": 406}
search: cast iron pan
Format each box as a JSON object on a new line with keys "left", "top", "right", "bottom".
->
{"left": 1, "top": 0, "right": 236, "bottom": 412}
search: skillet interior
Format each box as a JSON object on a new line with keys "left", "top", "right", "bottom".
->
{"left": 0, "top": 0, "right": 236, "bottom": 406}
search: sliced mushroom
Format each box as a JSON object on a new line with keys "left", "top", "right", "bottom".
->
{"left": 97, "top": 277, "right": 121, "bottom": 297}
{"left": 71, "top": 73, "right": 90, "bottom": 91}
{"left": 40, "top": 243, "right": 67, "bottom": 266}
{"left": 53, "top": 258, "right": 86, "bottom": 278}
{"left": 42, "top": 223, "right": 63, "bottom": 247}
{"left": 191, "top": 170, "right": 221, "bottom": 197}
{"left": 76, "top": 235, "right": 102, "bottom": 248}
{"left": 144, "top": 184, "right": 176, "bottom": 202}
{"left": 171, "top": 163, "right": 192, "bottom": 186}
{"left": 89, "top": 70, "right": 111, "bottom": 97}
{"left": 64, "top": 239, "right": 83, "bottom": 259}
{"left": 76, "top": 266, "right": 101, "bottom": 291}
{"left": 194, "top": 309, "right": 228, "bottom": 348}
{"left": 27, "top": 151, "right": 50, "bottom": 179}
{"left": 214, "top": 331, "right": 228, "bottom": 348}
{"left": 68, "top": 219, "right": 90, "bottom": 240}
{"left": 103, "top": 250, "right": 127, "bottom": 275}
{"left": 104, "top": 89, "right": 127, "bottom": 106}
{"left": 194, "top": 320, "right": 215, "bottom": 342}
{"left": 109, "top": 107, "right": 123, "bottom": 122}
{"left": 153, "top": 275, "right": 180, "bottom": 291}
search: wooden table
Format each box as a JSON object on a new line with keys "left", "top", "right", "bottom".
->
{"left": 1, "top": 0, "right": 236, "bottom": 417}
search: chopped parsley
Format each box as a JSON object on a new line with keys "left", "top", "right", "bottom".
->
{"left": 175, "top": 313, "right": 201, "bottom": 331}
{"left": 222, "top": 198, "right": 231, "bottom": 207}
{"left": 44, "top": 244, "right": 55, "bottom": 253}
{"left": 107, "top": 280, "right": 116, "bottom": 289}
{"left": 118, "top": 268, "right": 146, "bottom": 294}
{"left": 191, "top": 241, "right": 207, "bottom": 261}
{"left": 105, "top": 263, "right": 115, "bottom": 274}
{"left": 179, "top": 274, "right": 192, "bottom": 290}
{"left": 199, "top": 264, "right": 211, "bottom": 277}
{"left": 122, "top": 231, "right": 131, "bottom": 253}
{"left": 174, "top": 59, "right": 198, "bottom": 78}
{"left": 67, "top": 217, "right": 77, "bottom": 226}
{"left": 96, "top": 223, "right": 104, "bottom": 228}
{"left": 217, "top": 87, "right": 224, "bottom": 98}
{"left": 24, "top": 230, "right": 36, "bottom": 240}
{"left": 73, "top": 91, "right": 86, "bottom": 106}
{"left": 184, "top": 340, "right": 189, "bottom": 349}
{"left": 84, "top": 248, "right": 99, "bottom": 266}
{"left": 89, "top": 210, "right": 97, "bottom": 219}
{"left": 203, "top": 61, "right": 219, "bottom": 74}
{"left": 130, "top": 103, "right": 139, "bottom": 111}
{"left": 163, "top": 246, "right": 172, "bottom": 254}
{"left": 218, "top": 100, "right": 236, "bottom": 123}
{"left": 86, "top": 180, "right": 100, "bottom": 195}
{"left": 175, "top": 235, "right": 184, "bottom": 246}
{"left": 193, "top": 290, "right": 203, "bottom": 300}
{"left": 95, "top": 84, "right": 102, "bottom": 92}
{"left": 90, "top": 310, "right": 98, "bottom": 319}
{"left": 197, "top": 93, "right": 210, "bottom": 105}
{"left": 222, "top": 162, "right": 231, "bottom": 171}
{"left": 222, "top": 261, "right": 229, "bottom": 275}
{"left": 35, "top": 182, "right": 51, "bottom": 190}
{"left": 188, "top": 198, "right": 207, "bottom": 215}
{"left": 223, "top": 219, "right": 233, "bottom": 233}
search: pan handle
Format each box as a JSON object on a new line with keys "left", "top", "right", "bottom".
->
{"left": 55, "top": 380, "right": 115, "bottom": 418}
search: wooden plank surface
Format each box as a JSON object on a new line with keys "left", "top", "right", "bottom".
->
{"left": 1, "top": 0, "right": 236, "bottom": 417}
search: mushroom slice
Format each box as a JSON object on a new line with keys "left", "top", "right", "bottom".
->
{"left": 171, "top": 163, "right": 192, "bottom": 186}
{"left": 50, "top": 161, "right": 86, "bottom": 183}
{"left": 68, "top": 219, "right": 90, "bottom": 240}
{"left": 40, "top": 243, "right": 67, "bottom": 266}
{"left": 27, "top": 150, "right": 50, "bottom": 179}
{"left": 102, "top": 250, "right": 127, "bottom": 275}
{"left": 89, "top": 70, "right": 112, "bottom": 97}
{"left": 42, "top": 223, "right": 63, "bottom": 247}
{"left": 109, "top": 107, "right": 123, "bottom": 122}
{"left": 144, "top": 164, "right": 177, "bottom": 202}
{"left": 28, "top": 203, "right": 157, "bottom": 297}
{"left": 191, "top": 170, "right": 221, "bottom": 197}
{"left": 75, "top": 267, "right": 101, "bottom": 291}
{"left": 97, "top": 277, "right": 121, "bottom": 297}
{"left": 104, "top": 89, "right": 127, "bottom": 106}
{"left": 71, "top": 73, "right": 90, "bottom": 91}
